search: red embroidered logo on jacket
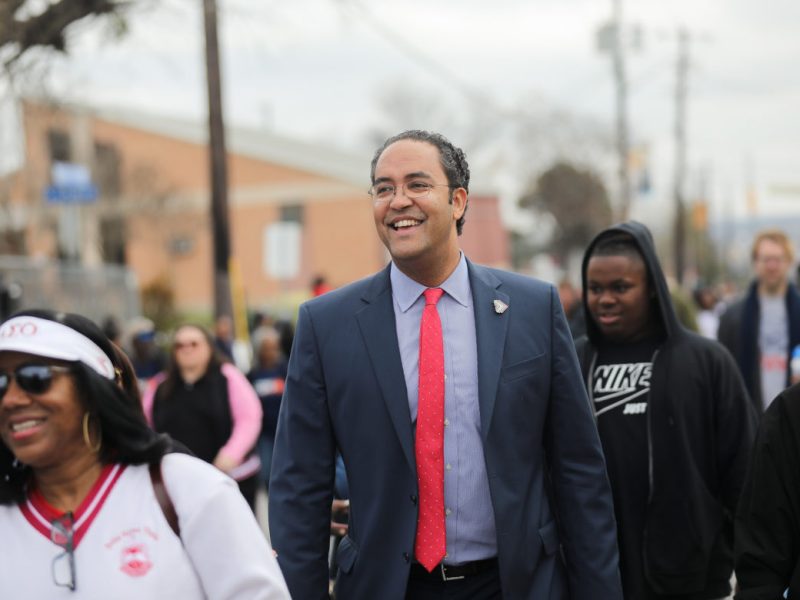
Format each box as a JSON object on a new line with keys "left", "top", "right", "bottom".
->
{"left": 119, "top": 543, "right": 153, "bottom": 577}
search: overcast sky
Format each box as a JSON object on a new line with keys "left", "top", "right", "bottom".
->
{"left": 3, "top": 0, "right": 799, "bottom": 225}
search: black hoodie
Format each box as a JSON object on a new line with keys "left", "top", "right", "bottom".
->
{"left": 575, "top": 222, "right": 757, "bottom": 599}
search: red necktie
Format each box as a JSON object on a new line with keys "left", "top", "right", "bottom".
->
{"left": 414, "top": 287, "right": 446, "bottom": 571}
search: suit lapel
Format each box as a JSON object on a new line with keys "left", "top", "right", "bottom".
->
{"left": 355, "top": 267, "right": 416, "bottom": 470}
{"left": 469, "top": 261, "right": 509, "bottom": 439}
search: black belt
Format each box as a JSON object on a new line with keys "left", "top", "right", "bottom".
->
{"left": 409, "top": 558, "right": 498, "bottom": 582}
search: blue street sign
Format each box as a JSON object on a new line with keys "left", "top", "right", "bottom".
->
{"left": 46, "top": 161, "right": 98, "bottom": 204}
{"left": 45, "top": 184, "right": 98, "bottom": 204}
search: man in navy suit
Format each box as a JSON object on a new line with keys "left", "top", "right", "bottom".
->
{"left": 269, "top": 130, "right": 622, "bottom": 600}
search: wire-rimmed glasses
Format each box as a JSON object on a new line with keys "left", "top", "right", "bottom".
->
{"left": 51, "top": 511, "right": 76, "bottom": 592}
{"left": 368, "top": 180, "right": 453, "bottom": 203}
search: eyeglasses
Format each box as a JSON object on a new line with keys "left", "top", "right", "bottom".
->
{"left": 368, "top": 180, "right": 453, "bottom": 203}
{"left": 174, "top": 340, "right": 201, "bottom": 351}
{"left": 756, "top": 255, "right": 788, "bottom": 265}
{"left": 51, "top": 512, "right": 76, "bottom": 591}
{"left": 0, "top": 364, "right": 71, "bottom": 399}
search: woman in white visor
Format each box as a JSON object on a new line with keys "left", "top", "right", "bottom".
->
{"left": 0, "top": 310, "right": 290, "bottom": 599}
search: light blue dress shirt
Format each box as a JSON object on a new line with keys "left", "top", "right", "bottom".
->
{"left": 390, "top": 253, "right": 498, "bottom": 565}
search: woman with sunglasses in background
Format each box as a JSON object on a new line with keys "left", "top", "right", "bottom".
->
{"left": 0, "top": 310, "right": 290, "bottom": 598}
{"left": 142, "top": 324, "right": 263, "bottom": 509}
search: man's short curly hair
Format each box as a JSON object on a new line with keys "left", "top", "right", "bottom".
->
{"left": 370, "top": 130, "right": 470, "bottom": 235}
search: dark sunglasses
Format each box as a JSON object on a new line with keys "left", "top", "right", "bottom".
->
{"left": 0, "top": 364, "right": 72, "bottom": 399}
{"left": 51, "top": 511, "right": 76, "bottom": 591}
{"left": 174, "top": 340, "right": 201, "bottom": 350}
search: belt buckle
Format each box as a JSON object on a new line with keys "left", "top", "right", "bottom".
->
{"left": 440, "top": 563, "right": 465, "bottom": 582}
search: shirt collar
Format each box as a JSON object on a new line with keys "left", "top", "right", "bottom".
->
{"left": 390, "top": 253, "right": 471, "bottom": 313}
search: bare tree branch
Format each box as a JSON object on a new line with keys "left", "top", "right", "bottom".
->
{"left": 1, "top": 0, "right": 130, "bottom": 64}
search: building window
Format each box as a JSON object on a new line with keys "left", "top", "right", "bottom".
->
{"left": 47, "top": 129, "right": 71, "bottom": 162}
{"left": 0, "top": 230, "right": 26, "bottom": 255}
{"left": 94, "top": 142, "right": 121, "bottom": 200}
{"left": 265, "top": 202, "right": 305, "bottom": 280}
{"left": 264, "top": 222, "right": 301, "bottom": 280}
{"left": 100, "top": 217, "right": 126, "bottom": 265}
{"left": 280, "top": 204, "right": 304, "bottom": 224}
{"left": 168, "top": 236, "right": 194, "bottom": 257}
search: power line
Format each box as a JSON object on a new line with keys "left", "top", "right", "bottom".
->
{"left": 335, "top": 0, "right": 557, "bottom": 123}
{"left": 340, "top": 0, "right": 495, "bottom": 106}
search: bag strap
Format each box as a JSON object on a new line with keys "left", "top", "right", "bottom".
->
{"left": 149, "top": 461, "right": 181, "bottom": 538}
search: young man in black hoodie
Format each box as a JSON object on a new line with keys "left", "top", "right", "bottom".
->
{"left": 575, "top": 222, "right": 757, "bottom": 600}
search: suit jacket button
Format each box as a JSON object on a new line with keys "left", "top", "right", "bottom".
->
{"left": 410, "top": 494, "right": 417, "bottom": 505}
{"left": 403, "top": 552, "right": 410, "bottom": 563}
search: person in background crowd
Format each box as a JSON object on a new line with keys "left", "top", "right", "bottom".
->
{"left": 269, "top": 130, "right": 622, "bottom": 600}
{"left": 143, "top": 324, "right": 262, "bottom": 509}
{"left": 667, "top": 277, "right": 700, "bottom": 332}
{"left": 0, "top": 310, "right": 289, "bottom": 598}
{"left": 557, "top": 278, "right": 580, "bottom": 320}
{"left": 736, "top": 382, "right": 800, "bottom": 599}
{"left": 575, "top": 222, "right": 757, "bottom": 600}
{"left": 559, "top": 278, "right": 587, "bottom": 339}
{"left": 718, "top": 229, "right": 800, "bottom": 412}
{"left": 273, "top": 318, "right": 295, "bottom": 360}
{"left": 247, "top": 328, "right": 286, "bottom": 492}
{"left": 125, "top": 317, "right": 167, "bottom": 391}
{"left": 100, "top": 315, "right": 121, "bottom": 346}
{"left": 311, "top": 275, "right": 333, "bottom": 297}
{"left": 694, "top": 285, "right": 722, "bottom": 340}
{"left": 213, "top": 314, "right": 235, "bottom": 362}
{"left": 249, "top": 311, "right": 275, "bottom": 362}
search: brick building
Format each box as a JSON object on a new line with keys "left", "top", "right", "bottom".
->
{"left": 4, "top": 100, "right": 509, "bottom": 315}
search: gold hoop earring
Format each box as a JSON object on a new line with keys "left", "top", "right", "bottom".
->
{"left": 82, "top": 412, "right": 102, "bottom": 454}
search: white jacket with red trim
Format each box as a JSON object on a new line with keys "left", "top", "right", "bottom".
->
{"left": 0, "top": 453, "right": 289, "bottom": 599}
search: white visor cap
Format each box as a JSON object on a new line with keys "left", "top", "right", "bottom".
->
{"left": 0, "top": 316, "right": 115, "bottom": 380}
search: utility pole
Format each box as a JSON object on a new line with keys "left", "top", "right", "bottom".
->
{"left": 611, "top": 0, "right": 631, "bottom": 221}
{"left": 673, "top": 27, "right": 689, "bottom": 284}
{"left": 202, "top": 0, "right": 233, "bottom": 320}
{"left": 597, "top": 0, "right": 636, "bottom": 221}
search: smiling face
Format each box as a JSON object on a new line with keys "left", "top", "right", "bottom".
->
{"left": 586, "top": 253, "right": 654, "bottom": 343}
{"left": 173, "top": 326, "right": 213, "bottom": 373}
{"left": 0, "top": 352, "right": 90, "bottom": 471}
{"left": 372, "top": 139, "right": 467, "bottom": 285}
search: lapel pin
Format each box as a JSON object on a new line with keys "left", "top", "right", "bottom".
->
{"left": 493, "top": 299, "right": 508, "bottom": 314}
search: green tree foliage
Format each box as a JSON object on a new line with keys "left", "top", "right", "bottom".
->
{"left": 519, "top": 161, "right": 613, "bottom": 264}
{"left": 141, "top": 275, "right": 179, "bottom": 333}
{"left": 0, "top": 0, "right": 129, "bottom": 65}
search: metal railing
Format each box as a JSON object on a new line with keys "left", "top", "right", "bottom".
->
{"left": 0, "top": 255, "right": 140, "bottom": 324}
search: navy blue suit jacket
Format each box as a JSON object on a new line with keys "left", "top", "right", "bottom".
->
{"left": 269, "top": 261, "right": 622, "bottom": 599}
